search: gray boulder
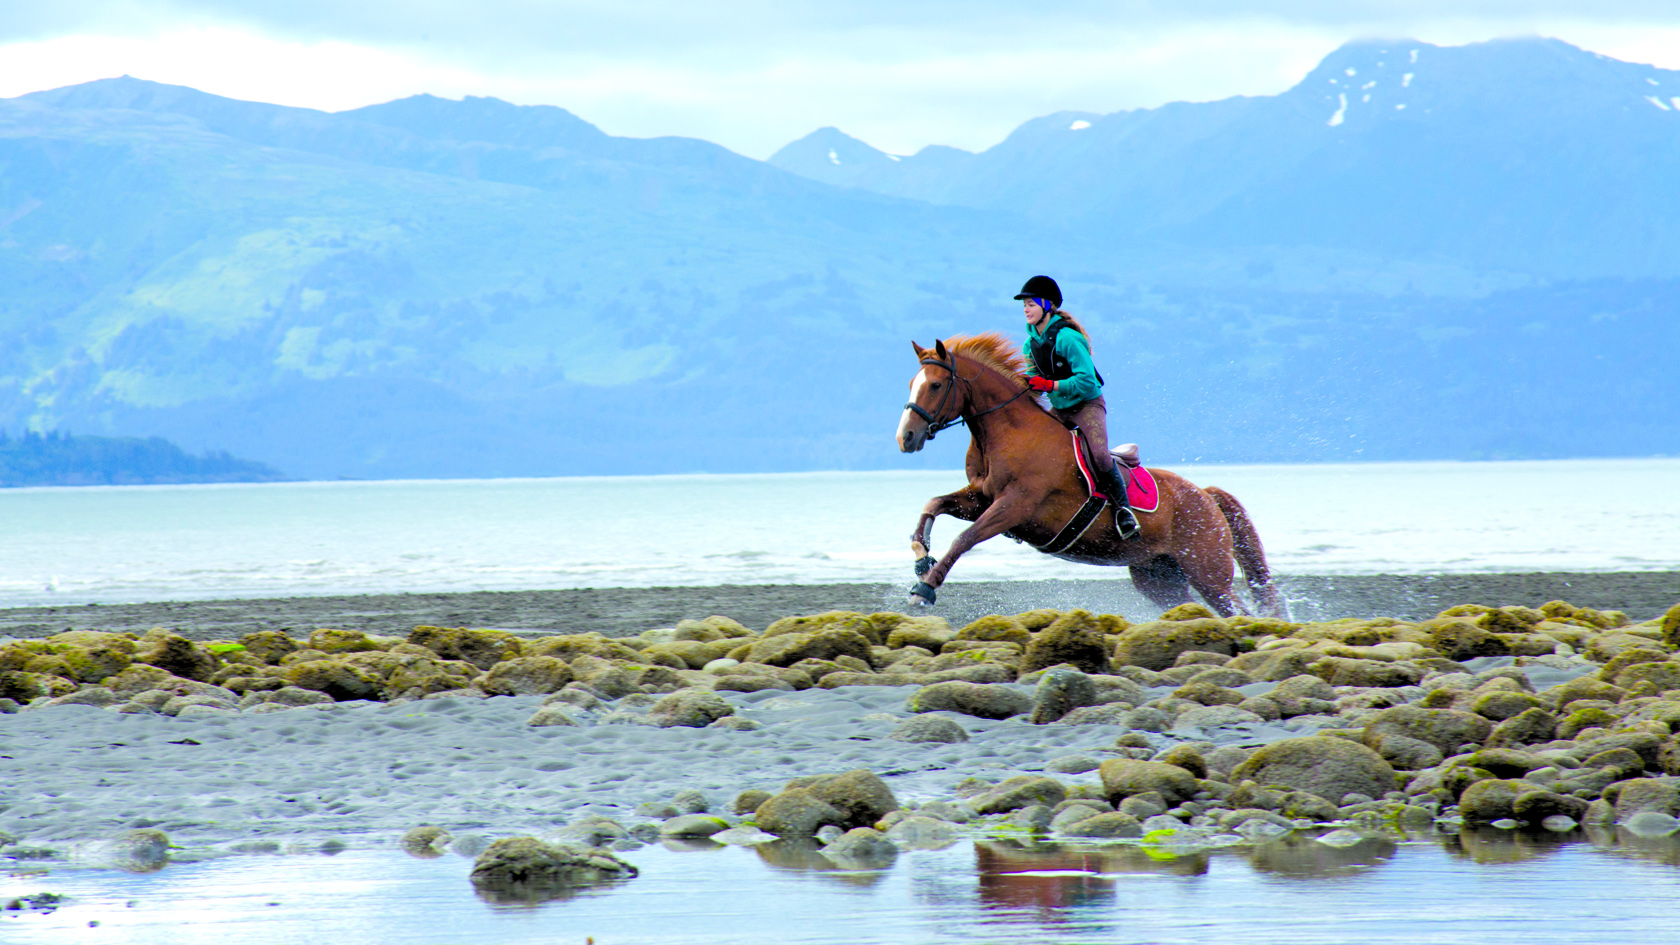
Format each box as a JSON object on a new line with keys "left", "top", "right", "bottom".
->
{"left": 1062, "top": 812, "right": 1144, "bottom": 838}
{"left": 658, "top": 815, "right": 731, "bottom": 839}
{"left": 755, "top": 789, "right": 847, "bottom": 838}
{"left": 888, "top": 715, "right": 969, "bottom": 743}
{"left": 1361, "top": 706, "right": 1493, "bottom": 755}
{"left": 1458, "top": 779, "right": 1528, "bottom": 825}
{"left": 906, "top": 681, "right": 1030, "bottom": 720}
{"left": 800, "top": 769, "right": 900, "bottom": 829}
{"left": 648, "top": 689, "right": 734, "bottom": 728}
{"left": 1098, "top": 760, "right": 1198, "bottom": 805}
{"left": 821, "top": 827, "right": 898, "bottom": 869}
{"left": 469, "top": 837, "right": 637, "bottom": 897}
{"left": 1030, "top": 668, "right": 1098, "bottom": 724}
{"left": 1230, "top": 736, "right": 1397, "bottom": 805}
{"left": 969, "top": 775, "right": 1068, "bottom": 814}
{"left": 1614, "top": 779, "right": 1680, "bottom": 822}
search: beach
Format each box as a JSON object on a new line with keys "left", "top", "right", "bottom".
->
{"left": 2, "top": 571, "right": 1676, "bottom": 642}
{"left": 4, "top": 571, "right": 1679, "bottom": 936}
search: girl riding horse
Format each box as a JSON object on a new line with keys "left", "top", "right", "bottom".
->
{"left": 1016, "top": 275, "right": 1138, "bottom": 540}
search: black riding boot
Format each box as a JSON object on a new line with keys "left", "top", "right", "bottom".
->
{"left": 1098, "top": 462, "right": 1140, "bottom": 540}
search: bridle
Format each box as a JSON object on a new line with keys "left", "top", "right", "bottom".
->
{"left": 904, "top": 355, "right": 1033, "bottom": 442}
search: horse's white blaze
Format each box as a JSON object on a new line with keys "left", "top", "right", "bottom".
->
{"left": 897, "top": 368, "right": 931, "bottom": 449}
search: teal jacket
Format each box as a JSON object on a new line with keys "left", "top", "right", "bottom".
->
{"left": 1022, "top": 315, "right": 1102, "bottom": 410}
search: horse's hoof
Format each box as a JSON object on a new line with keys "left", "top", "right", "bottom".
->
{"left": 908, "top": 581, "right": 938, "bottom": 606}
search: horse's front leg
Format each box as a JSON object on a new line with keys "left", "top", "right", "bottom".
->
{"left": 911, "top": 487, "right": 1031, "bottom": 605}
{"left": 910, "top": 485, "right": 989, "bottom": 562}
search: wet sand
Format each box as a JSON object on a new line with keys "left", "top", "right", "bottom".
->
{"left": 1, "top": 571, "right": 1674, "bottom": 641}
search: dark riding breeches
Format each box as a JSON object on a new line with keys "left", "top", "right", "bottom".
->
{"left": 1051, "top": 396, "right": 1115, "bottom": 475}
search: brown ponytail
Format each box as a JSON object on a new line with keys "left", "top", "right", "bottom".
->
{"left": 1052, "top": 310, "right": 1092, "bottom": 353}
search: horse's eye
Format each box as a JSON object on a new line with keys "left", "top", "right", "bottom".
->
{"left": 930, "top": 382, "right": 942, "bottom": 390}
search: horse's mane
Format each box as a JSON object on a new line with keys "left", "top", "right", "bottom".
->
{"left": 945, "top": 333, "right": 1028, "bottom": 389}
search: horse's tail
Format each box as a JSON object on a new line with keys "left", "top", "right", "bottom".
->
{"left": 1205, "top": 486, "right": 1290, "bottom": 620}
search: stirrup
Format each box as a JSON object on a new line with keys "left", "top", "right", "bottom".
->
{"left": 1113, "top": 504, "right": 1141, "bottom": 541}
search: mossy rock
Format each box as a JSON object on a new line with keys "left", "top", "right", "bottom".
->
{"left": 283, "top": 659, "right": 384, "bottom": 701}
{"left": 1549, "top": 675, "right": 1628, "bottom": 709}
{"left": 1021, "top": 610, "right": 1110, "bottom": 675}
{"left": 1362, "top": 705, "right": 1493, "bottom": 754}
{"left": 1540, "top": 600, "right": 1628, "bottom": 630}
{"left": 1418, "top": 618, "right": 1508, "bottom": 662}
{"left": 307, "top": 628, "right": 382, "bottom": 654}
{"left": 523, "top": 633, "right": 641, "bottom": 663}
{"left": 1660, "top": 603, "right": 1680, "bottom": 649}
{"left": 1228, "top": 615, "right": 1300, "bottom": 636}
{"left": 885, "top": 616, "right": 954, "bottom": 651}
{"left": 0, "top": 670, "right": 77, "bottom": 701}
{"left": 238, "top": 630, "right": 298, "bottom": 664}
{"left": 1558, "top": 705, "right": 1620, "bottom": 740}
{"left": 409, "top": 627, "right": 523, "bottom": 670}
{"left": 134, "top": 629, "right": 219, "bottom": 681}
{"left": 1440, "top": 764, "right": 1495, "bottom": 802}
{"left": 763, "top": 611, "right": 880, "bottom": 645}
{"left": 1597, "top": 648, "right": 1672, "bottom": 682}
{"left": 1615, "top": 661, "right": 1680, "bottom": 692}
{"left": 386, "top": 660, "right": 473, "bottom": 698}
{"left": 746, "top": 629, "right": 873, "bottom": 668}
{"left": 1458, "top": 778, "right": 1528, "bottom": 824}
{"left": 1476, "top": 607, "right": 1545, "bottom": 632}
{"left": 1437, "top": 604, "right": 1494, "bottom": 618}
{"left": 477, "top": 656, "right": 575, "bottom": 696}
{"left": 671, "top": 616, "right": 753, "bottom": 642}
{"left": 955, "top": 615, "right": 1030, "bottom": 644}
{"left": 469, "top": 837, "right": 637, "bottom": 899}
{"left": 40, "top": 632, "right": 136, "bottom": 681}
{"left": 1159, "top": 603, "right": 1219, "bottom": 622}
{"left": 1585, "top": 633, "right": 1669, "bottom": 664}
{"left": 1113, "top": 618, "right": 1243, "bottom": 672}
{"left": 1007, "top": 609, "right": 1059, "bottom": 631}
{"left": 22, "top": 654, "right": 79, "bottom": 682}
{"left": 1230, "top": 736, "right": 1397, "bottom": 805}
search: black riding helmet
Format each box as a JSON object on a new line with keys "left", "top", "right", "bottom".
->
{"left": 1013, "top": 275, "right": 1062, "bottom": 309}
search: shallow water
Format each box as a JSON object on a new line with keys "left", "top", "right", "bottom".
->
{"left": 8, "top": 830, "right": 1680, "bottom": 945}
{"left": 0, "top": 458, "right": 1676, "bottom": 607}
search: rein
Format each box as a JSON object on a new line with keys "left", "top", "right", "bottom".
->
{"left": 905, "top": 356, "right": 1033, "bottom": 442}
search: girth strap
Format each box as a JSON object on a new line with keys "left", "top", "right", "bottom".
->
{"left": 1036, "top": 495, "right": 1108, "bottom": 555}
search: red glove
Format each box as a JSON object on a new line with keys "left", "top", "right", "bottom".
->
{"left": 1026, "top": 376, "right": 1055, "bottom": 393}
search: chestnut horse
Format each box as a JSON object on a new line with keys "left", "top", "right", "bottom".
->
{"left": 896, "top": 334, "right": 1287, "bottom": 618}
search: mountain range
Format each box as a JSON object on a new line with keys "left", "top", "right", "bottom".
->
{"left": 0, "top": 37, "right": 1675, "bottom": 479}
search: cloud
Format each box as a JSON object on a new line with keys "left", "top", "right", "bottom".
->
{"left": 5, "top": 2, "right": 1680, "bottom": 158}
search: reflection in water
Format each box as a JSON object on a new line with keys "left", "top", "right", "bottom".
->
{"left": 1447, "top": 826, "right": 1578, "bottom": 865}
{"left": 752, "top": 839, "right": 891, "bottom": 888}
{"left": 471, "top": 876, "right": 631, "bottom": 908}
{"left": 1246, "top": 831, "right": 1398, "bottom": 877}
{"left": 15, "top": 829, "right": 1680, "bottom": 945}
{"left": 1587, "top": 824, "right": 1680, "bottom": 867}
{"left": 972, "top": 841, "right": 1122, "bottom": 917}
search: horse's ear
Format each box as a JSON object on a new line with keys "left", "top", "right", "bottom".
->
{"left": 934, "top": 339, "right": 948, "bottom": 361}
{"left": 911, "top": 340, "right": 926, "bottom": 357}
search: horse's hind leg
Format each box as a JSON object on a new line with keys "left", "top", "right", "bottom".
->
{"left": 1180, "top": 552, "right": 1248, "bottom": 618}
{"left": 1129, "top": 556, "right": 1194, "bottom": 611}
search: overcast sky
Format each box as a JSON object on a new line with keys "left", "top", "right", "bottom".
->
{"left": 4, "top": 2, "right": 1679, "bottom": 158}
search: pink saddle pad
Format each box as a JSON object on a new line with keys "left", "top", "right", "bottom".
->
{"left": 1126, "top": 465, "right": 1160, "bottom": 513}
{"left": 1069, "top": 430, "right": 1160, "bottom": 513}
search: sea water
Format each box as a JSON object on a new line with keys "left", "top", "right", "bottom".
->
{"left": 0, "top": 458, "right": 1675, "bottom": 608}
{"left": 7, "top": 831, "right": 1680, "bottom": 945}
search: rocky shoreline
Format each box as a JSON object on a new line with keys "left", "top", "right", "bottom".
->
{"left": 4, "top": 591, "right": 1680, "bottom": 899}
